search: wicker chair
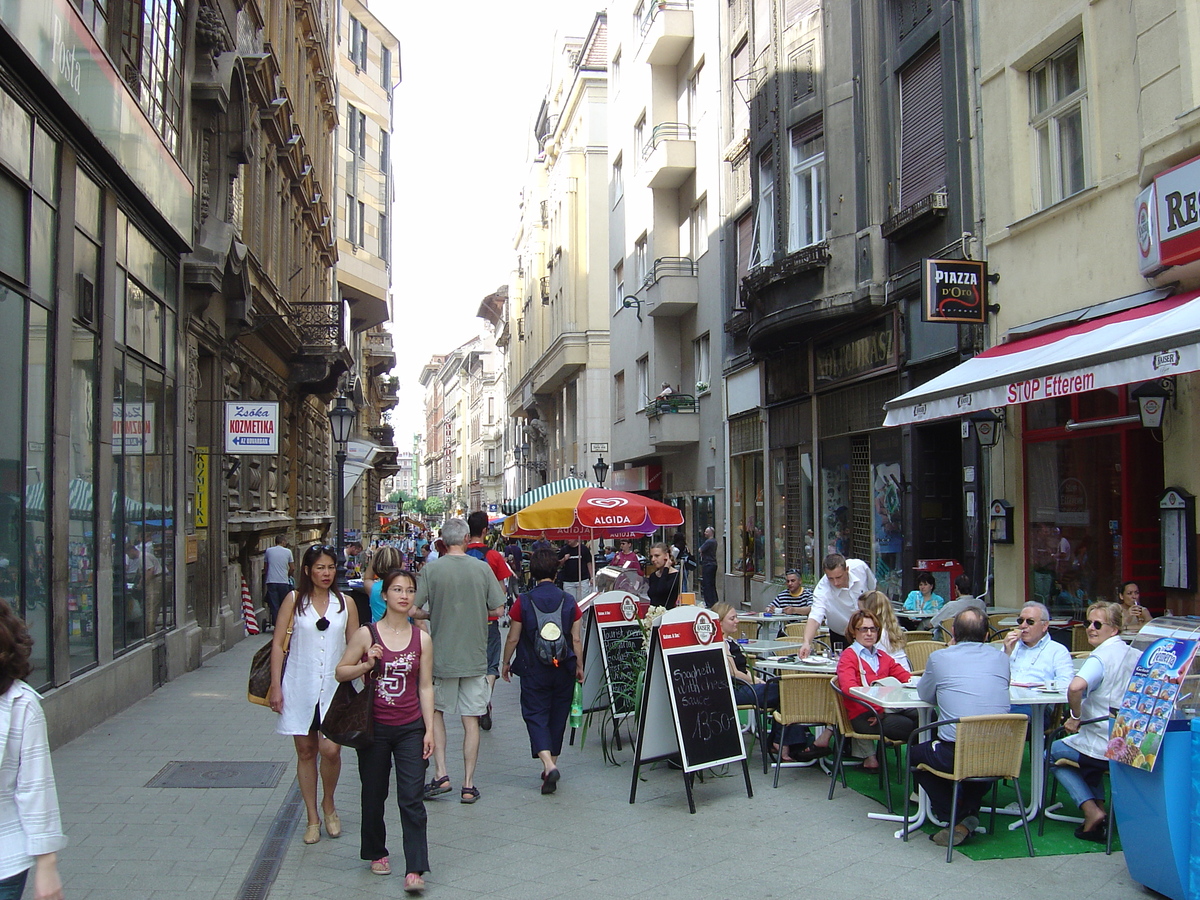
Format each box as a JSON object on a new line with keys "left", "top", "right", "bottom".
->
{"left": 903, "top": 629, "right": 935, "bottom": 643}
{"left": 827, "top": 678, "right": 906, "bottom": 812}
{"left": 1071, "top": 624, "right": 1091, "bottom": 653}
{"left": 903, "top": 714, "right": 1035, "bottom": 862}
{"left": 783, "top": 622, "right": 806, "bottom": 637}
{"left": 904, "top": 640, "right": 947, "bottom": 674}
{"left": 767, "top": 674, "right": 839, "bottom": 788}
{"left": 735, "top": 620, "right": 758, "bottom": 642}
{"left": 988, "top": 613, "right": 1011, "bottom": 632}
{"left": 1039, "top": 716, "right": 1115, "bottom": 854}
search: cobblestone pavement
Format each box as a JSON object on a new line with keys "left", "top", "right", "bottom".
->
{"left": 41, "top": 633, "right": 1146, "bottom": 900}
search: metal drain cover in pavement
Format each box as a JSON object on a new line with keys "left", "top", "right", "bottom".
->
{"left": 146, "top": 761, "right": 287, "bottom": 789}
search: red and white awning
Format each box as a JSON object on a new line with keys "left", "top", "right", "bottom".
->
{"left": 883, "top": 291, "right": 1200, "bottom": 426}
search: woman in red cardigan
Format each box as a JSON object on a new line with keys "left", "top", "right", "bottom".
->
{"left": 836, "top": 609, "right": 918, "bottom": 772}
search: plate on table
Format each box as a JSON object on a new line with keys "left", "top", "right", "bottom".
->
{"left": 801, "top": 656, "right": 830, "bottom": 665}
{"left": 1035, "top": 686, "right": 1063, "bottom": 693}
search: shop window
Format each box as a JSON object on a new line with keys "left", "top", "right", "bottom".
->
{"left": 732, "top": 452, "right": 765, "bottom": 576}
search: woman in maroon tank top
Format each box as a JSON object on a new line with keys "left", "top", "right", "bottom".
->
{"left": 336, "top": 570, "right": 433, "bottom": 892}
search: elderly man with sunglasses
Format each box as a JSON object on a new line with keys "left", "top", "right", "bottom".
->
{"left": 1003, "top": 602, "right": 1074, "bottom": 688}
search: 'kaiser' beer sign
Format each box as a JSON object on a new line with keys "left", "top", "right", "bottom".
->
{"left": 922, "top": 258, "right": 988, "bottom": 325}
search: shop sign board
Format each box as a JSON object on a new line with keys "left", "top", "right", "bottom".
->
{"left": 1136, "top": 183, "right": 1163, "bottom": 276}
{"left": 815, "top": 316, "right": 896, "bottom": 387}
{"left": 113, "top": 401, "right": 154, "bottom": 453}
{"left": 1151, "top": 154, "right": 1200, "bottom": 268}
{"left": 922, "top": 258, "right": 988, "bottom": 324}
{"left": 224, "top": 402, "right": 279, "bottom": 454}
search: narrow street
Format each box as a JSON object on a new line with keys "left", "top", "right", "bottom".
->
{"left": 49, "top": 637, "right": 1137, "bottom": 899}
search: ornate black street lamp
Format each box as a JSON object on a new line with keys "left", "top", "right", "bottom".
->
{"left": 327, "top": 395, "right": 356, "bottom": 591}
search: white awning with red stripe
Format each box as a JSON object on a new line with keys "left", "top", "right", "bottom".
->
{"left": 883, "top": 291, "right": 1200, "bottom": 426}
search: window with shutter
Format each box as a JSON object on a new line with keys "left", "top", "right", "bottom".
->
{"left": 897, "top": 41, "right": 946, "bottom": 208}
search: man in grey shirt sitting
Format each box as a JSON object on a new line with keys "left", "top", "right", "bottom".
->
{"left": 928, "top": 574, "right": 985, "bottom": 638}
{"left": 913, "top": 607, "right": 1011, "bottom": 847}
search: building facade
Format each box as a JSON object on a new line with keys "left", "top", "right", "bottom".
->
{"left": 604, "top": 0, "right": 727, "bottom": 562}
{"left": 504, "top": 16, "right": 611, "bottom": 500}
{"left": 948, "top": 0, "right": 1200, "bottom": 614}
{"left": 723, "top": 0, "right": 983, "bottom": 606}
{"left": 335, "top": 0, "right": 400, "bottom": 540}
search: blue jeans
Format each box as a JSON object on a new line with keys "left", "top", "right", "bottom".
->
{"left": 1049, "top": 739, "right": 1107, "bottom": 809}
{"left": 0, "top": 870, "right": 28, "bottom": 900}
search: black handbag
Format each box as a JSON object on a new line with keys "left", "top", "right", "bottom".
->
{"left": 248, "top": 627, "right": 291, "bottom": 708}
{"left": 320, "top": 624, "right": 380, "bottom": 749}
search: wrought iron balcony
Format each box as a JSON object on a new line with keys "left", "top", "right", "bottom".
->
{"left": 641, "top": 123, "right": 696, "bottom": 189}
{"left": 293, "top": 301, "right": 343, "bottom": 350}
{"left": 642, "top": 256, "right": 698, "bottom": 317}
{"left": 641, "top": 393, "right": 698, "bottom": 417}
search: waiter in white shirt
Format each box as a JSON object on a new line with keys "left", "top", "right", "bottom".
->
{"left": 798, "top": 553, "right": 876, "bottom": 658}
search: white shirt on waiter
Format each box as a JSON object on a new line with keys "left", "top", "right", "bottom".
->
{"left": 809, "top": 558, "right": 876, "bottom": 636}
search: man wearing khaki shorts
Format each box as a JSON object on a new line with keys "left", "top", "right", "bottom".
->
{"left": 413, "top": 517, "right": 505, "bottom": 804}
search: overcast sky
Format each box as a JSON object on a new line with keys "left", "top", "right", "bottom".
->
{"left": 371, "top": 0, "right": 604, "bottom": 450}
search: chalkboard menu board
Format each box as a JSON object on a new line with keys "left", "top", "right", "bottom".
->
{"left": 601, "top": 623, "right": 645, "bottom": 717}
{"left": 665, "top": 647, "right": 743, "bottom": 770}
{"left": 630, "top": 607, "right": 751, "bottom": 813}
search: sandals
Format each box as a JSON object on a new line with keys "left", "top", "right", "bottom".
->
{"left": 404, "top": 873, "right": 426, "bottom": 893}
{"left": 460, "top": 785, "right": 481, "bottom": 804}
{"left": 371, "top": 857, "right": 391, "bottom": 876}
{"left": 303, "top": 823, "right": 321, "bottom": 844}
{"left": 323, "top": 811, "right": 342, "bottom": 838}
{"left": 423, "top": 775, "right": 451, "bottom": 799}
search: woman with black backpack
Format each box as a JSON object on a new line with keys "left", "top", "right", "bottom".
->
{"left": 500, "top": 547, "right": 583, "bottom": 794}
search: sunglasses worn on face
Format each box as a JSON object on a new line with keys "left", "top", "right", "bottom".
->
{"left": 1017, "top": 617, "right": 1040, "bottom": 626}
{"left": 1086, "top": 620, "right": 1109, "bottom": 630}
{"left": 856, "top": 626, "right": 878, "bottom": 633}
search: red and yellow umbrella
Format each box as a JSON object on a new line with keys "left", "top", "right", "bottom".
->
{"left": 501, "top": 487, "right": 683, "bottom": 540}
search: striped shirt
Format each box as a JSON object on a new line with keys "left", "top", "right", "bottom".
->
{"left": 0, "top": 682, "right": 67, "bottom": 879}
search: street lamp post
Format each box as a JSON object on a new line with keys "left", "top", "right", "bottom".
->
{"left": 592, "top": 454, "right": 609, "bottom": 488}
{"left": 327, "top": 396, "right": 357, "bottom": 592}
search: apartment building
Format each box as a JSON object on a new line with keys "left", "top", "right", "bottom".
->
{"left": 334, "top": 0, "right": 400, "bottom": 538}
{"left": 725, "top": 0, "right": 982, "bottom": 606}
{"left": 605, "top": 0, "right": 725, "bottom": 560}
{"left": 505, "top": 15, "right": 611, "bottom": 497}
{"left": 886, "top": 1, "right": 1200, "bottom": 615}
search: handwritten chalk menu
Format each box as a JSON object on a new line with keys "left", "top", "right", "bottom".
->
{"left": 1107, "top": 637, "right": 1199, "bottom": 772}
{"left": 630, "top": 607, "right": 751, "bottom": 813}
{"left": 581, "top": 592, "right": 647, "bottom": 716}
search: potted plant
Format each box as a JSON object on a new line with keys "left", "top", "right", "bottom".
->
{"left": 695, "top": 380, "right": 710, "bottom": 394}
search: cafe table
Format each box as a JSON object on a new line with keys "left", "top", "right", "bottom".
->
{"left": 736, "top": 639, "right": 800, "bottom": 657}
{"left": 848, "top": 680, "right": 1066, "bottom": 837}
{"left": 754, "top": 654, "right": 839, "bottom": 675}
{"left": 737, "top": 612, "right": 809, "bottom": 640}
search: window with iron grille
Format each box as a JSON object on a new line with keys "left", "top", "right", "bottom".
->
{"left": 1030, "top": 37, "right": 1087, "bottom": 209}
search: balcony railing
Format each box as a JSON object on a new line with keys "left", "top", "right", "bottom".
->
{"left": 641, "top": 122, "right": 695, "bottom": 161}
{"left": 639, "top": 2, "right": 694, "bottom": 67}
{"left": 641, "top": 393, "right": 698, "bottom": 417}
{"left": 641, "top": 256, "right": 697, "bottom": 289}
{"left": 293, "top": 301, "right": 343, "bottom": 349}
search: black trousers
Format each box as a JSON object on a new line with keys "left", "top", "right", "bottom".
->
{"left": 357, "top": 720, "right": 429, "bottom": 873}
{"left": 911, "top": 739, "right": 990, "bottom": 826}
{"left": 700, "top": 563, "right": 719, "bottom": 606}
{"left": 850, "top": 709, "right": 918, "bottom": 742}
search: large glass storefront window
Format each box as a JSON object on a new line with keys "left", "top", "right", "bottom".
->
{"left": 1024, "top": 387, "right": 1164, "bottom": 614}
{"left": 0, "top": 89, "right": 58, "bottom": 687}
{"left": 770, "top": 447, "right": 815, "bottom": 581}
{"left": 112, "top": 213, "right": 177, "bottom": 652}
{"left": 871, "top": 430, "right": 903, "bottom": 597}
{"left": 731, "top": 453, "right": 765, "bottom": 576}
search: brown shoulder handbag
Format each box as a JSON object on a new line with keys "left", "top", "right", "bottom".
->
{"left": 320, "top": 623, "right": 380, "bottom": 749}
{"left": 248, "top": 626, "right": 291, "bottom": 708}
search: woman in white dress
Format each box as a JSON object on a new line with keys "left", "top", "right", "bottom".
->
{"left": 269, "top": 545, "right": 360, "bottom": 844}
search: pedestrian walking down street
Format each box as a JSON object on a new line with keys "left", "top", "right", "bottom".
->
{"left": 411, "top": 519, "right": 506, "bottom": 805}
{"left": 645, "top": 542, "right": 682, "bottom": 609}
{"left": 0, "top": 599, "right": 66, "bottom": 900}
{"left": 500, "top": 548, "right": 583, "bottom": 794}
{"left": 269, "top": 545, "right": 360, "bottom": 845}
{"left": 336, "top": 570, "right": 433, "bottom": 890}
{"left": 699, "top": 526, "right": 719, "bottom": 606}
{"left": 465, "top": 511, "right": 515, "bottom": 732}
{"left": 263, "top": 534, "right": 294, "bottom": 629}
{"left": 365, "top": 546, "right": 404, "bottom": 623}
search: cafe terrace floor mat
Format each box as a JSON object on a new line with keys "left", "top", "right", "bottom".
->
{"left": 835, "top": 748, "right": 1122, "bottom": 860}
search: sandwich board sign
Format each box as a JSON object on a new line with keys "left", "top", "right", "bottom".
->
{"left": 629, "top": 606, "right": 751, "bottom": 813}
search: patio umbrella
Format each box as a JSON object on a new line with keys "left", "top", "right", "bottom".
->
{"left": 501, "top": 487, "right": 683, "bottom": 540}
{"left": 501, "top": 477, "right": 595, "bottom": 515}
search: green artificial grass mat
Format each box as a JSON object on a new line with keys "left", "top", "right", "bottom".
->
{"left": 829, "top": 744, "right": 1121, "bottom": 860}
